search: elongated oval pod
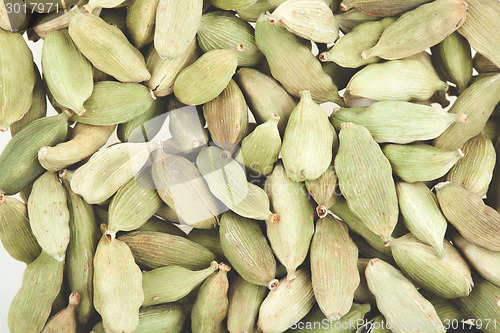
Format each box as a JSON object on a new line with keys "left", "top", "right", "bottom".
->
{"left": 191, "top": 263, "right": 231, "bottom": 333}
{"left": 366, "top": 259, "right": 445, "bottom": 333}
{"left": 71, "top": 81, "right": 156, "bottom": 125}
{"left": 297, "top": 303, "right": 371, "bottom": 332}
{"left": 0, "top": 111, "right": 70, "bottom": 195}
{"left": 41, "top": 291, "right": 80, "bottom": 333}
{"left": 117, "top": 99, "right": 168, "bottom": 143}
{"left": 136, "top": 215, "right": 186, "bottom": 236}
{"left": 420, "top": 290, "right": 467, "bottom": 323}
{"left": 322, "top": 62, "right": 357, "bottom": 92}
{"left": 334, "top": 8, "right": 380, "bottom": 33}
{"left": 227, "top": 276, "right": 267, "bottom": 333}
{"left": 0, "top": 28, "right": 35, "bottom": 131}
{"left": 42, "top": 29, "right": 93, "bottom": 116}
{"left": 28, "top": 171, "right": 70, "bottom": 261}
{"left": 396, "top": 181, "right": 447, "bottom": 259}
{"left": 174, "top": 45, "right": 242, "bottom": 106}
{"left": 311, "top": 215, "right": 359, "bottom": 320}
{"left": 339, "top": 0, "right": 432, "bottom": 16}
{"left": 60, "top": 173, "right": 99, "bottom": 325}
{"left": 473, "top": 53, "right": 499, "bottom": 74}
{"left": 119, "top": 231, "right": 216, "bottom": 270}
{"left": 220, "top": 212, "right": 278, "bottom": 289}
{"left": 237, "top": 0, "right": 276, "bottom": 22}
{"left": 305, "top": 165, "right": 339, "bottom": 215}
{"left": 383, "top": 144, "right": 464, "bottom": 183}
{"left": 168, "top": 101, "right": 209, "bottom": 154}
{"left": 255, "top": 13, "right": 343, "bottom": 105}
{"left": 94, "top": 232, "right": 144, "bottom": 333}
{"left": 39, "top": 123, "right": 115, "bottom": 172}
{"left": 142, "top": 261, "right": 219, "bottom": 306}
{"left": 436, "top": 182, "right": 500, "bottom": 251}
{"left": 257, "top": 269, "right": 315, "bottom": 333}
{"left": 8, "top": 252, "right": 64, "bottom": 333}
{"left": 355, "top": 259, "right": 375, "bottom": 304}
{"left": 196, "top": 146, "right": 277, "bottom": 222}
{"left": 154, "top": 0, "right": 202, "bottom": 58}
{"left": 209, "top": 0, "right": 257, "bottom": 10}
{"left": 126, "top": 0, "right": 158, "bottom": 49}
{"left": 68, "top": 7, "right": 150, "bottom": 83}
{"left": 71, "top": 142, "right": 155, "bottom": 204}
{"left": 188, "top": 228, "right": 224, "bottom": 258}
{"left": 30, "top": 9, "right": 71, "bottom": 40}
{"left": 335, "top": 122, "right": 398, "bottom": 244}
{"left": 264, "top": 161, "right": 314, "bottom": 280}
{"left": 0, "top": 195, "right": 41, "bottom": 264}
{"left": 331, "top": 101, "right": 468, "bottom": 144}
{"left": 434, "top": 73, "right": 500, "bottom": 150}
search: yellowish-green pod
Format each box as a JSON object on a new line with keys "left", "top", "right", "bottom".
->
{"left": 126, "top": 0, "right": 158, "bottom": 49}
{"left": 0, "top": 195, "right": 41, "bottom": 264}
{"left": 30, "top": 9, "right": 71, "bottom": 40}
{"left": 198, "top": 11, "right": 263, "bottom": 67}
{"left": 383, "top": 143, "right": 463, "bottom": 183}
{"left": 351, "top": 234, "right": 396, "bottom": 264}
{"left": 257, "top": 269, "right": 315, "bottom": 333}
{"left": 236, "top": 0, "right": 276, "bottom": 22}
{"left": 335, "top": 122, "right": 398, "bottom": 245}
{"left": 255, "top": 13, "right": 343, "bottom": 105}
{"left": 188, "top": 228, "right": 224, "bottom": 258}
{"left": 136, "top": 215, "right": 186, "bottom": 237}
{"left": 39, "top": 123, "right": 115, "bottom": 172}
{"left": 220, "top": 212, "right": 278, "bottom": 289}
{"left": 305, "top": 165, "right": 339, "bottom": 215}
{"left": 473, "top": 52, "right": 499, "bottom": 73}
{"left": 68, "top": 8, "right": 150, "bottom": 83}
{"left": 174, "top": 46, "right": 242, "bottom": 105}
{"left": 209, "top": 0, "right": 257, "bottom": 10}
{"left": 168, "top": 103, "right": 209, "bottom": 154}
{"left": 354, "top": 259, "right": 375, "bottom": 304}
{"left": 119, "top": 231, "right": 216, "bottom": 270}
{"left": 191, "top": 264, "right": 231, "bottom": 333}
{"left": 41, "top": 291, "right": 80, "bottom": 333}
{"left": 320, "top": 18, "right": 395, "bottom": 68}
{"left": 227, "top": 276, "right": 267, "bottom": 333}
{"left": 436, "top": 181, "right": 500, "bottom": 252}
{"left": 154, "top": 0, "right": 202, "bottom": 58}
{"left": 334, "top": 8, "right": 380, "bottom": 33}
{"left": 447, "top": 134, "right": 496, "bottom": 197}
{"left": 322, "top": 61, "right": 358, "bottom": 91}
{"left": 434, "top": 73, "right": 500, "bottom": 150}
{"left": 42, "top": 29, "right": 93, "bottom": 116}
{"left": 339, "top": 0, "right": 431, "bottom": 16}
{"left": 311, "top": 215, "right": 359, "bottom": 320}
{"left": 86, "top": 0, "right": 126, "bottom": 10}
{"left": 366, "top": 259, "right": 445, "bottom": 333}
{"left": 331, "top": 101, "right": 467, "bottom": 144}
{"left": 94, "top": 232, "right": 144, "bottom": 333}
{"left": 143, "top": 261, "right": 219, "bottom": 306}
{"left": 420, "top": 290, "right": 467, "bottom": 323}
{"left": 296, "top": 303, "right": 371, "bottom": 332}
{"left": 396, "top": 181, "right": 447, "bottom": 259}
{"left": 8, "top": 252, "right": 64, "bottom": 333}
{"left": 281, "top": 91, "right": 335, "bottom": 182}
{"left": 265, "top": 160, "right": 314, "bottom": 280}
{"left": 0, "top": 28, "right": 35, "bottom": 131}
{"left": 361, "top": 0, "right": 468, "bottom": 60}
{"left": 28, "top": 171, "right": 70, "bottom": 261}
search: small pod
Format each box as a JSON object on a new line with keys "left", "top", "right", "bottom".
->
{"left": 125, "top": 0, "right": 158, "bottom": 49}
{"left": 305, "top": 165, "right": 339, "bottom": 215}
{"left": 136, "top": 216, "right": 186, "bottom": 237}
{"left": 334, "top": 8, "right": 380, "bottom": 33}
{"left": 339, "top": 0, "right": 432, "bottom": 16}
{"left": 0, "top": 0, "right": 29, "bottom": 32}
{"left": 227, "top": 276, "right": 267, "bottom": 333}
{"left": 41, "top": 291, "right": 80, "bottom": 333}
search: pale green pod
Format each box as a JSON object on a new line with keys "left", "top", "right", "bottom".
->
{"left": 361, "top": 0, "right": 468, "bottom": 60}
{"left": 0, "top": 195, "right": 41, "bottom": 264}
{"left": 473, "top": 52, "right": 499, "bottom": 73}
{"left": 71, "top": 81, "right": 155, "bottom": 125}
{"left": 174, "top": 46, "right": 242, "bottom": 105}
{"left": 383, "top": 143, "right": 463, "bottom": 183}
{"left": 41, "top": 291, "right": 80, "bottom": 333}
{"left": 31, "top": 9, "right": 71, "bottom": 40}
{"left": 396, "top": 181, "right": 447, "bottom": 259}
{"left": 264, "top": 160, "right": 314, "bottom": 280}
{"left": 346, "top": 57, "right": 448, "bottom": 102}
{"left": 320, "top": 18, "right": 395, "bottom": 68}
{"left": 295, "top": 303, "right": 371, "bottom": 332}
{"left": 255, "top": 13, "right": 343, "bottom": 105}
{"left": 168, "top": 103, "right": 209, "bottom": 154}
{"left": 234, "top": 114, "right": 281, "bottom": 176}
{"left": 305, "top": 165, "right": 339, "bottom": 215}
{"left": 154, "top": 0, "right": 202, "bottom": 58}
{"left": 209, "top": 0, "right": 257, "bottom": 10}
{"left": 39, "top": 123, "right": 115, "bottom": 172}
{"left": 220, "top": 211, "right": 278, "bottom": 289}
{"left": 69, "top": 8, "right": 150, "bottom": 83}
{"left": 119, "top": 231, "right": 216, "bottom": 270}
{"left": 198, "top": 11, "right": 263, "bottom": 67}
{"left": 436, "top": 182, "right": 500, "bottom": 252}
{"left": 227, "top": 276, "right": 267, "bottom": 333}
{"left": 188, "top": 228, "right": 224, "bottom": 258}
{"left": 42, "top": 29, "right": 93, "bottom": 116}
{"left": 311, "top": 215, "right": 359, "bottom": 320}
{"left": 28, "top": 171, "right": 70, "bottom": 260}
{"left": 196, "top": 146, "right": 277, "bottom": 222}
{"left": 434, "top": 73, "right": 500, "bottom": 150}
{"left": 191, "top": 264, "right": 231, "bottom": 333}
{"left": 335, "top": 122, "right": 398, "bottom": 244}
{"left": 354, "top": 259, "right": 376, "bottom": 304}
{"left": 334, "top": 8, "right": 380, "bottom": 33}
{"left": 86, "top": 0, "right": 126, "bottom": 10}
{"left": 322, "top": 62, "right": 358, "bottom": 92}
{"left": 366, "top": 259, "right": 445, "bottom": 333}
{"left": 351, "top": 234, "right": 395, "bottom": 264}
{"left": 431, "top": 32, "right": 473, "bottom": 94}
{"left": 420, "top": 290, "right": 467, "bottom": 323}
{"left": 486, "top": 137, "right": 500, "bottom": 212}
{"left": 126, "top": 0, "right": 158, "bottom": 49}
{"left": 281, "top": 91, "right": 335, "bottom": 182}
{"left": 136, "top": 216, "right": 186, "bottom": 236}
{"left": 236, "top": 0, "right": 276, "bottom": 22}
{"left": 0, "top": 28, "right": 35, "bottom": 131}
{"left": 447, "top": 134, "right": 496, "bottom": 197}
{"left": 331, "top": 101, "right": 467, "bottom": 144}
{"left": 257, "top": 269, "right": 315, "bottom": 333}
{"left": 142, "top": 261, "right": 219, "bottom": 306}
{"left": 71, "top": 142, "right": 154, "bottom": 204}
{"left": 339, "top": 0, "right": 432, "bottom": 16}
{"left": 145, "top": 39, "right": 198, "bottom": 97}
{"left": 7, "top": 252, "right": 64, "bottom": 333}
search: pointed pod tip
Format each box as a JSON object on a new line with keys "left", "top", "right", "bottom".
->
{"left": 458, "top": 149, "right": 465, "bottom": 158}
{"left": 457, "top": 113, "right": 468, "bottom": 124}
{"left": 383, "top": 237, "right": 392, "bottom": 246}
{"left": 68, "top": 291, "right": 81, "bottom": 307}
{"left": 299, "top": 90, "right": 312, "bottom": 100}
{"left": 268, "top": 213, "right": 279, "bottom": 224}
{"left": 270, "top": 113, "right": 281, "bottom": 121}
{"left": 434, "top": 181, "right": 452, "bottom": 191}
{"left": 360, "top": 51, "right": 369, "bottom": 60}
{"left": 339, "top": 2, "right": 349, "bottom": 11}
{"left": 268, "top": 16, "right": 277, "bottom": 24}
{"left": 340, "top": 122, "right": 352, "bottom": 130}
{"left": 316, "top": 205, "right": 328, "bottom": 218}
{"left": 268, "top": 279, "right": 279, "bottom": 290}
{"left": 319, "top": 53, "right": 328, "bottom": 62}
{"left": 368, "top": 258, "right": 380, "bottom": 266}
{"left": 0, "top": 193, "right": 5, "bottom": 204}
{"left": 82, "top": 4, "right": 92, "bottom": 13}
{"left": 286, "top": 273, "right": 297, "bottom": 281}
{"left": 69, "top": 4, "right": 78, "bottom": 11}
{"left": 218, "top": 262, "right": 231, "bottom": 272}
{"left": 210, "top": 261, "right": 219, "bottom": 270}
{"left": 105, "top": 230, "right": 116, "bottom": 242}
{"left": 235, "top": 44, "right": 245, "bottom": 52}
{"left": 327, "top": 314, "right": 341, "bottom": 321}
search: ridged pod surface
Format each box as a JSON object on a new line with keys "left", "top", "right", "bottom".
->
{"left": 209, "top": 0, "right": 257, "bottom": 10}
{"left": 296, "top": 303, "right": 371, "bottom": 332}
{"left": 334, "top": 8, "right": 380, "bottom": 33}
{"left": 125, "top": 0, "right": 158, "bottom": 49}
{"left": 236, "top": 0, "right": 276, "bottom": 22}
{"left": 420, "top": 290, "right": 466, "bottom": 323}
{"left": 227, "top": 276, "right": 267, "bottom": 333}
{"left": 339, "top": 0, "right": 432, "bottom": 16}
{"left": 188, "top": 228, "right": 224, "bottom": 259}
{"left": 473, "top": 52, "right": 499, "bottom": 73}
{"left": 41, "top": 292, "right": 80, "bottom": 333}
{"left": 305, "top": 165, "right": 339, "bottom": 214}
{"left": 354, "top": 259, "right": 375, "bottom": 304}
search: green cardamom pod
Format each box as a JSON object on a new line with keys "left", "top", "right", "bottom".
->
{"left": 41, "top": 291, "right": 80, "bottom": 333}
{"left": 420, "top": 289, "right": 467, "bottom": 323}
{"left": 168, "top": 101, "right": 209, "bottom": 154}
{"left": 126, "top": 0, "right": 158, "bottom": 49}
{"left": 209, "top": 0, "right": 257, "bottom": 10}
{"left": 334, "top": 8, "right": 380, "bottom": 33}
{"left": 339, "top": 0, "right": 432, "bottom": 16}
{"left": 188, "top": 227, "right": 224, "bottom": 259}
{"left": 296, "top": 303, "right": 371, "bottom": 332}
{"left": 305, "top": 165, "right": 339, "bottom": 215}
{"left": 236, "top": 0, "right": 276, "bottom": 22}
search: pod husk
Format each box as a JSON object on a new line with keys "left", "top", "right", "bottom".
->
{"left": 355, "top": 259, "right": 376, "bottom": 304}
{"left": 339, "top": 0, "right": 432, "bottom": 16}
{"left": 420, "top": 290, "right": 467, "bottom": 323}
{"left": 295, "top": 303, "right": 371, "bottom": 332}
{"left": 209, "top": 0, "right": 257, "bottom": 10}
{"left": 168, "top": 102, "right": 209, "bottom": 154}
{"left": 126, "top": 0, "right": 158, "bottom": 49}
{"left": 305, "top": 165, "right": 338, "bottom": 214}
{"left": 334, "top": 8, "right": 380, "bottom": 33}
{"left": 188, "top": 227, "right": 224, "bottom": 259}
{"left": 41, "top": 291, "right": 80, "bottom": 333}
{"left": 237, "top": 0, "right": 276, "bottom": 22}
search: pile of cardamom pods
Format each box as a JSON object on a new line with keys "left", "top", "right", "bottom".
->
{"left": 1, "top": 0, "right": 500, "bottom": 331}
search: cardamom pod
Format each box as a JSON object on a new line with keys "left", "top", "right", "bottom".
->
{"left": 168, "top": 101, "right": 209, "bottom": 154}
{"left": 340, "top": 0, "right": 432, "bottom": 16}
{"left": 305, "top": 165, "right": 339, "bottom": 215}
{"left": 41, "top": 291, "right": 80, "bottom": 333}
{"left": 473, "top": 52, "right": 499, "bottom": 73}
{"left": 334, "top": 8, "right": 380, "bottom": 33}
{"left": 126, "top": 0, "right": 158, "bottom": 49}
{"left": 296, "top": 303, "right": 371, "bottom": 332}
{"left": 420, "top": 289, "right": 467, "bottom": 323}
{"left": 355, "top": 258, "right": 376, "bottom": 304}
{"left": 236, "top": 0, "right": 276, "bottom": 22}
{"left": 188, "top": 227, "right": 224, "bottom": 259}
{"left": 209, "top": 0, "right": 257, "bottom": 10}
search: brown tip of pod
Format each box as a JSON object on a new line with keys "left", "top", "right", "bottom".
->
{"left": 268, "top": 213, "right": 279, "bottom": 224}
{"left": 58, "top": 169, "right": 68, "bottom": 179}
{"left": 69, "top": 4, "right": 78, "bottom": 11}
{"left": 270, "top": 113, "right": 281, "bottom": 121}
{"left": 220, "top": 150, "right": 231, "bottom": 159}
{"left": 457, "top": 113, "right": 468, "bottom": 124}
{"left": 368, "top": 258, "right": 380, "bottom": 266}
{"left": 316, "top": 205, "right": 328, "bottom": 218}
{"left": 235, "top": 44, "right": 245, "bottom": 52}
{"left": 210, "top": 261, "right": 219, "bottom": 270}
{"left": 457, "top": 149, "right": 465, "bottom": 158}
{"left": 360, "top": 51, "right": 369, "bottom": 60}
{"left": 268, "top": 279, "right": 279, "bottom": 290}
{"left": 339, "top": 2, "right": 349, "bottom": 11}
{"left": 68, "top": 292, "right": 81, "bottom": 307}
{"left": 62, "top": 109, "right": 74, "bottom": 118}
{"left": 82, "top": 4, "right": 91, "bottom": 13}
{"left": 218, "top": 263, "right": 231, "bottom": 272}
{"left": 0, "top": 193, "right": 5, "bottom": 204}
{"left": 105, "top": 230, "right": 116, "bottom": 242}
{"left": 268, "top": 16, "right": 277, "bottom": 24}
{"left": 318, "top": 53, "right": 328, "bottom": 62}
{"left": 383, "top": 237, "right": 392, "bottom": 247}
